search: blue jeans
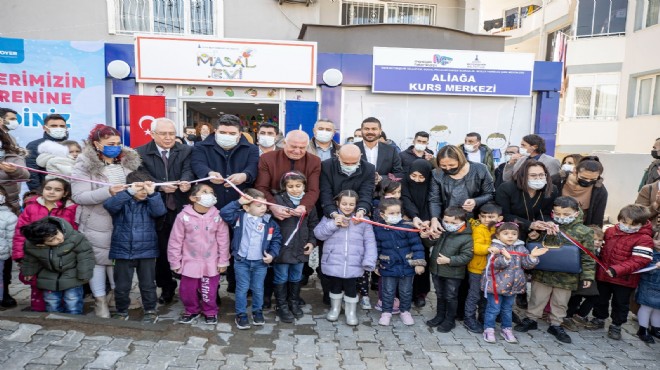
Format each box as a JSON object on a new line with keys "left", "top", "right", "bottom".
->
{"left": 234, "top": 259, "right": 268, "bottom": 315}
{"left": 484, "top": 293, "right": 516, "bottom": 329}
{"left": 381, "top": 275, "right": 413, "bottom": 313}
{"left": 464, "top": 272, "right": 484, "bottom": 323}
{"left": 273, "top": 263, "right": 304, "bottom": 284}
{"left": 43, "top": 286, "right": 84, "bottom": 315}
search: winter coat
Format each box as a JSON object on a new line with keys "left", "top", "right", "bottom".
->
{"left": 399, "top": 146, "right": 434, "bottom": 175}
{"left": 458, "top": 144, "right": 495, "bottom": 176}
{"left": 495, "top": 180, "right": 559, "bottom": 241}
{"left": 636, "top": 251, "right": 660, "bottom": 309}
{"left": 168, "top": 205, "right": 230, "bottom": 278}
{"left": 26, "top": 132, "right": 68, "bottom": 190}
{"left": 103, "top": 190, "right": 167, "bottom": 260}
{"left": 468, "top": 219, "right": 495, "bottom": 275}
{"left": 191, "top": 135, "right": 259, "bottom": 207}
{"left": 314, "top": 215, "right": 377, "bottom": 278}
{"left": 373, "top": 222, "right": 425, "bottom": 278}
{"left": 0, "top": 152, "right": 30, "bottom": 209}
{"left": 319, "top": 157, "right": 376, "bottom": 217}
{"left": 273, "top": 193, "right": 319, "bottom": 264}
{"left": 306, "top": 137, "right": 340, "bottom": 159}
{"left": 531, "top": 211, "right": 596, "bottom": 291}
{"left": 557, "top": 177, "right": 608, "bottom": 227}
{"left": 639, "top": 159, "right": 660, "bottom": 191}
{"left": 12, "top": 197, "right": 78, "bottom": 261}
{"left": 429, "top": 162, "right": 495, "bottom": 219}
{"left": 503, "top": 153, "right": 561, "bottom": 183}
{"left": 481, "top": 239, "right": 539, "bottom": 295}
{"left": 36, "top": 140, "right": 75, "bottom": 180}
{"left": 635, "top": 181, "right": 660, "bottom": 229}
{"left": 429, "top": 222, "right": 474, "bottom": 279}
{"left": 71, "top": 144, "right": 141, "bottom": 265}
{"left": 21, "top": 217, "right": 94, "bottom": 291}
{"left": 596, "top": 222, "right": 654, "bottom": 288}
{"left": 0, "top": 206, "right": 17, "bottom": 260}
{"left": 219, "top": 200, "right": 282, "bottom": 261}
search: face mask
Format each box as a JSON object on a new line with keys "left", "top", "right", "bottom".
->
{"left": 464, "top": 144, "right": 477, "bottom": 153}
{"left": 553, "top": 213, "right": 577, "bottom": 225}
{"left": 577, "top": 178, "right": 597, "bottom": 187}
{"left": 186, "top": 134, "right": 196, "bottom": 141}
{"left": 196, "top": 193, "right": 217, "bottom": 208}
{"left": 201, "top": 134, "right": 209, "bottom": 140}
{"left": 101, "top": 145, "right": 122, "bottom": 158}
{"left": 215, "top": 133, "right": 238, "bottom": 148}
{"left": 561, "top": 164, "right": 574, "bottom": 172}
{"left": 48, "top": 127, "right": 67, "bottom": 140}
{"left": 0, "top": 194, "right": 5, "bottom": 205}
{"left": 527, "top": 179, "right": 546, "bottom": 190}
{"left": 315, "top": 130, "right": 334, "bottom": 143}
{"left": 504, "top": 154, "right": 512, "bottom": 163}
{"left": 340, "top": 161, "right": 359, "bottom": 175}
{"left": 442, "top": 167, "right": 460, "bottom": 176}
{"left": 414, "top": 143, "right": 427, "bottom": 152}
{"left": 288, "top": 191, "right": 304, "bottom": 206}
{"left": 353, "top": 137, "right": 362, "bottom": 143}
{"left": 385, "top": 214, "right": 402, "bottom": 225}
{"left": 519, "top": 148, "right": 530, "bottom": 156}
{"left": 618, "top": 223, "right": 641, "bottom": 234}
{"left": 4, "top": 119, "right": 19, "bottom": 131}
{"left": 258, "top": 135, "right": 275, "bottom": 148}
{"left": 652, "top": 150, "right": 660, "bottom": 160}
{"left": 442, "top": 221, "right": 464, "bottom": 233}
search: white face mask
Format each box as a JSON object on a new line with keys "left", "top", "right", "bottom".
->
{"left": 504, "top": 154, "right": 512, "bottom": 163}
{"left": 48, "top": 127, "right": 67, "bottom": 139}
{"left": 414, "top": 143, "right": 427, "bottom": 152}
{"left": 561, "top": 164, "right": 574, "bottom": 172}
{"left": 464, "top": 144, "right": 477, "bottom": 153}
{"left": 0, "top": 194, "right": 5, "bottom": 205}
{"left": 315, "top": 130, "right": 334, "bottom": 143}
{"left": 528, "top": 179, "right": 547, "bottom": 190}
{"left": 353, "top": 137, "right": 363, "bottom": 143}
{"left": 215, "top": 133, "right": 238, "bottom": 148}
{"left": 5, "top": 119, "right": 19, "bottom": 131}
{"left": 258, "top": 135, "right": 275, "bottom": 148}
{"left": 519, "top": 147, "right": 530, "bottom": 156}
{"left": 385, "top": 214, "right": 402, "bottom": 225}
{"left": 196, "top": 193, "right": 217, "bottom": 208}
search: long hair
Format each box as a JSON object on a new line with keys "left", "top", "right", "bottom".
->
{"left": 0, "top": 129, "right": 23, "bottom": 155}
{"left": 39, "top": 178, "right": 72, "bottom": 208}
{"left": 515, "top": 159, "right": 554, "bottom": 198}
{"left": 435, "top": 145, "right": 467, "bottom": 170}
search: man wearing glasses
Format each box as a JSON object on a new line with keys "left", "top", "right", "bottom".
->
{"left": 136, "top": 117, "right": 194, "bottom": 304}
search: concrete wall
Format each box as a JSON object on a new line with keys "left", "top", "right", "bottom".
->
{"left": 224, "top": 0, "right": 319, "bottom": 40}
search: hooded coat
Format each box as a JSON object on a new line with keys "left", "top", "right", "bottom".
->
{"left": 0, "top": 205, "right": 17, "bottom": 261}
{"left": 596, "top": 222, "right": 654, "bottom": 288}
{"left": 36, "top": 140, "right": 75, "bottom": 180}
{"left": 481, "top": 239, "right": 539, "bottom": 295}
{"left": 26, "top": 132, "right": 68, "bottom": 190}
{"left": 314, "top": 215, "right": 377, "bottom": 278}
{"left": 429, "top": 222, "right": 474, "bottom": 279}
{"left": 373, "top": 221, "right": 426, "bottom": 278}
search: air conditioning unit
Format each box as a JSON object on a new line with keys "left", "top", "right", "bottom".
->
{"left": 278, "top": 0, "right": 315, "bottom": 6}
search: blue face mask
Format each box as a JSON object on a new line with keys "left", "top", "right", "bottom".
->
{"left": 288, "top": 192, "right": 304, "bottom": 206}
{"left": 102, "top": 145, "right": 122, "bottom": 158}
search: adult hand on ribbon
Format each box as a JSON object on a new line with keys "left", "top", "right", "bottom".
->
{"left": 209, "top": 171, "right": 225, "bottom": 185}
{"left": 224, "top": 173, "right": 247, "bottom": 188}
{"left": 0, "top": 162, "right": 18, "bottom": 173}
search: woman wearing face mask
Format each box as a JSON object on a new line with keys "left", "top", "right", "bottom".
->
{"left": 557, "top": 154, "right": 582, "bottom": 185}
{"left": 557, "top": 158, "right": 607, "bottom": 227}
{"left": 502, "top": 134, "right": 561, "bottom": 183}
{"left": 71, "top": 124, "right": 141, "bottom": 318}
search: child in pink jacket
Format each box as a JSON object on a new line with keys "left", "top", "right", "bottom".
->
{"left": 168, "top": 184, "right": 230, "bottom": 325}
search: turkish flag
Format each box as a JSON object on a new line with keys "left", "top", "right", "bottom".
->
{"left": 129, "top": 95, "right": 166, "bottom": 148}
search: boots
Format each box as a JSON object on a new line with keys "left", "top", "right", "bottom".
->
{"left": 426, "top": 298, "right": 445, "bottom": 327}
{"left": 274, "top": 284, "right": 294, "bottom": 323}
{"left": 95, "top": 296, "right": 110, "bottom": 318}
{"left": 344, "top": 295, "right": 359, "bottom": 326}
{"left": 650, "top": 326, "right": 660, "bottom": 339}
{"left": 106, "top": 290, "right": 116, "bottom": 309}
{"left": 637, "top": 326, "right": 656, "bottom": 344}
{"left": 288, "top": 282, "right": 304, "bottom": 319}
{"left": 326, "top": 293, "right": 343, "bottom": 322}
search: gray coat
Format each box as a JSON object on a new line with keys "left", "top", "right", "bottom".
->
{"left": 314, "top": 216, "right": 377, "bottom": 279}
{"left": 71, "top": 144, "right": 141, "bottom": 265}
{"left": 0, "top": 205, "right": 17, "bottom": 260}
{"left": 502, "top": 153, "right": 561, "bottom": 182}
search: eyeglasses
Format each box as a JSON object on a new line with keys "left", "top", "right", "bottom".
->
{"left": 153, "top": 132, "right": 176, "bottom": 137}
{"left": 528, "top": 173, "right": 547, "bottom": 180}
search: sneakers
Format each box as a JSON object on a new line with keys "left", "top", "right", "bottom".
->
{"left": 590, "top": 318, "right": 605, "bottom": 329}
{"left": 514, "top": 318, "right": 538, "bottom": 332}
{"left": 379, "top": 312, "right": 392, "bottom": 326}
{"left": 463, "top": 319, "right": 482, "bottom": 334}
{"left": 607, "top": 325, "right": 622, "bottom": 340}
{"left": 112, "top": 312, "right": 129, "bottom": 321}
{"left": 548, "top": 325, "right": 572, "bottom": 343}
{"left": 561, "top": 317, "right": 579, "bottom": 332}
{"left": 142, "top": 310, "right": 159, "bottom": 324}
{"left": 374, "top": 300, "right": 382, "bottom": 311}
{"left": 360, "top": 296, "right": 372, "bottom": 310}
{"left": 400, "top": 311, "right": 414, "bottom": 326}
{"left": 235, "top": 314, "right": 251, "bottom": 330}
{"left": 204, "top": 315, "right": 218, "bottom": 325}
{"left": 252, "top": 311, "right": 265, "bottom": 326}
{"left": 179, "top": 313, "right": 199, "bottom": 324}
{"left": 374, "top": 299, "right": 400, "bottom": 314}
{"left": 483, "top": 328, "right": 496, "bottom": 343}
{"left": 500, "top": 328, "right": 518, "bottom": 343}
{"left": 572, "top": 315, "right": 597, "bottom": 329}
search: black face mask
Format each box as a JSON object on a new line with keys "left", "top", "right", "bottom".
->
{"left": 442, "top": 167, "right": 460, "bottom": 175}
{"left": 577, "top": 178, "right": 597, "bottom": 187}
{"left": 186, "top": 134, "right": 196, "bottom": 141}
{"left": 652, "top": 150, "right": 660, "bottom": 160}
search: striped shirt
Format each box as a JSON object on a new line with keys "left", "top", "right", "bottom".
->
{"left": 104, "top": 164, "right": 127, "bottom": 185}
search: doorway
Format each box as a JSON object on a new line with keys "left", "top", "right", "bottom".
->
{"left": 185, "top": 101, "right": 280, "bottom": 141}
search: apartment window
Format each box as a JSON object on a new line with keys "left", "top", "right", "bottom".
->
{"left": 341, "top": 1, "right": 435, "bottom": 26}
{"left": 111, "top": 0, "right": 216, "bottom": 35}
{"left": 567, "top": 74, "right": 619, "bottom": 120}
{"left": 576, "top": 0, "right": 628, "bottom": 37}
{"left": 646, "top": 0, "right": 660, "bottom": 27}
{"left": 635, "top": 74, "right": 660, "bottom": 116}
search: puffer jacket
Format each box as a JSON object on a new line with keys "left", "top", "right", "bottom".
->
{"left": 373, "top": 221, "right": 425, "bottom": 278}
{"left": 12, "top": 197, "right": 78, "bottom": 261}
{"left": 103, "top": 190, "right": 167, "bottom": 260}
{"left": 481, "top": 239, "right": 539, "bottom": 295}
{"left": 636, "top": 251, "right": 660, "bottom": 309}
{"left": 532, "top": 210, "right": 596, "bottom": 291}
{"left": 273, "top": 193, "right": 318, "bottom": 264}
{"left": 219, "top": 200, "right": 282, "bottom": 261}
{"left": 596, "top": 222, "right": 654, "bottom": 288}
{"left": 428, "top": 162, "right": 495, "bottom": 220}
{"left": 314, "top": 215, "right": 377, "bottom": 279}
{"left": 21, "top": 217, "right": 95, "bottom": 291}
{"left": 71, "top": 144, "right": 141, "bottom": 265}
{"left": 168, "top": 205, "right": 230, "bottom": 279}
{"left": 0, "top": 152, "right": 30, "bottom": 208}
{"left": 468, "top": 219, "right": 494, "bottom": 274}
{"left": 429, "top": 222, "right": 474, "bottom": 278}
{"left": 0, "top": 206, "right": 18, "bottom": 260}
{"left": 36, "top": 140, "right": 75, "bottom": 179}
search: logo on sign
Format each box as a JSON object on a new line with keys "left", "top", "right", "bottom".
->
{"left": 467, "top": 55, "right": 486, "bottom": 69}
{"left": 433, "top": 55, "right": 453, "bottom": 65}
{"left": 0, "top": 38, "right": 25, "bottom": 64}
{"left": 197, "top": 47, "right": 257, "bottom": 81}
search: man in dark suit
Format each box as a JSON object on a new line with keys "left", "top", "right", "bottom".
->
{"left": 136, "top": 118, "right": 194, "bottom": 304}
{"left": 354, "top": 117, "right": 404, "bottom": 182}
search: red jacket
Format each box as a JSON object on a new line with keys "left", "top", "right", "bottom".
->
{"left": 596, "top": 222, "right": 654, "bottom": 288}
{"left": 12, "top": 197, "right": 78, "bottom": 260}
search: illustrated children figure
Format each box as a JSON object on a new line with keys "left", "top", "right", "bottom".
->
{"left": 427, "top": 206, "right": 474, "bottom": 333}
{"left": 373, "top": 198, "right": 425, "bottom": 326}
{"left": 482, "top": 222, "right": 547, "bottom": 343}
{"left": 429, "top": 125, "right": 451, "bottom": 153}
{"left": 13, "top": 178, "right": 78, "bottom": 312}
{"left": 168, "top": 184, "right": 230, "bottom": 325}
{"left": 20, "top": 218, "right": 94, "bottom": 314}
{"left": 103, "top": 171, "right": 167, "bottom": 323}
{"left": 635, "top": 230, "right": 660, "bottom": 343}
{"left": 272, "top": 171, "right": 318, "bottom": 323}
{"left": 515, "top": 196, "right": 596, "bottom": 344}
{"left": 314, "top": 190, "right": 377, "bottom": 326}
{"left": 463, "top": 203, "right": 503, "bottom": 333}
{"left": 592, "top": 204, "right": 654, "bottom": 340}
{"left": 485, "top": 133, "right": 507, "bottom": 165}
{"left": 0, "top": 186, "right": 17, "bottom": 305}
{"left": 220, "top": 188, "right": 282, "bottom": 330}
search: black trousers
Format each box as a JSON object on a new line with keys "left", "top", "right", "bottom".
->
{"left": 432, "top": 275, "right": 462, "bottom": 324}
{"left": 3, "top": 259, "right": 11, "bottom": 292}
{"left": 567, "top": 294, "right": 598, "bottom": 318}
{"left": 114, "top": 258, "right": 158, "bottom": 312}
{"left": 593, "top": 281, "right": 634, "bottom": 326}
{"left": 456, "top": 271, "right": 470, "bottom": 320}
{"left": 156, "top": 211, "right": 178, "bottom": 294}
{"left": 328, "top": 276, "right": 357, "bottom": 298}
{"left": 412, "top": 241, "right": 432, "bottom": 298}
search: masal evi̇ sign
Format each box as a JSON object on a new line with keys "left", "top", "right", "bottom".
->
{"left": 136, "top": 36, "right": 317, "bottom": 88}
{"left": 372, "top": 47, "right": 535, "bottom": 97}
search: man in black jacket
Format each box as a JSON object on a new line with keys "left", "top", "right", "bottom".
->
{"left": 136, "top": 118, "right": 194, "bottom": 304}
{"left": 25, "top": 113, "right": 69, "bottom": 190}
{"left": 355, "top": 117, "right": 404, "bottom": 181}
{"left": 399, "top": 131, "right": 435, "bottom": 174}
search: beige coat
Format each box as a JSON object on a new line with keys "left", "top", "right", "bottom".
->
{"left": 636, "top": 181, "right": 660, "bottom": 229}
{"left": 0, "top": 152, "right": 30, "bottom": 209}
